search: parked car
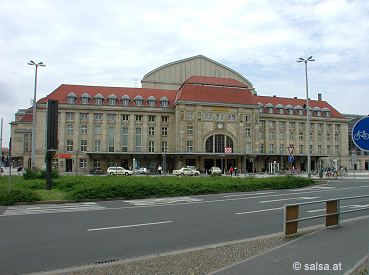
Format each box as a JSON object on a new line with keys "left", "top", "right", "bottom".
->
{"left": 90, "top": 167, "right": 105, "bottom": 175}
{"left": 172, "top": 167, "right": 200, "bottom": 176}
{"left": 136, "top": 167, "right": 149, "bottom": 174}
{"left": 209, "top": 167, "right": 222, "bottom": 175}
{"left": 107, "top": 167, "right": 133, "bottom": 176}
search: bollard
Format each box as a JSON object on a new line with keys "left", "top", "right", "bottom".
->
{"left": 325, "top": 199, "right": 340, "bottom": 227}
{"left": 284, "top": 204, "right": 299, "bottom": 237}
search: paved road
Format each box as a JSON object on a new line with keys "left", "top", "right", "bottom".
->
{"left": 0, "top": 178, "right": 368, "bottom": 274}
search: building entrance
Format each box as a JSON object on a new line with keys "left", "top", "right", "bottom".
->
{"left": 66, "top": 159, "right": 72, "bottom": 172}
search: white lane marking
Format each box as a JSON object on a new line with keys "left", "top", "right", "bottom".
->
{"left": 87, "top": 220, "right": 172, "bottom": 232}
{"left": 2, "top": 202, "right": 106, "bottom": 216}
{"left": 125, "top": 197, "right": 203, "bottom": 206}
{"left": 306, "top": 204, "right": 369, "bottom": 213}
{"left": 224, "top": 191, "right": 275, "bottom": 198}
{"left": 236, "top": 207, "right": 283, "bottom": 215}
{"left": 259, "top": 196, "right": 319, "bottom": 203}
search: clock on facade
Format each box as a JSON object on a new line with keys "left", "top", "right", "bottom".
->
{"left": 217, "top": 123, "right": 224, "bottom": 129}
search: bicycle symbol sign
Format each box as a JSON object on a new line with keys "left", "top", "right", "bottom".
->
{"left": 352, "top": 117, "right": 369, "bottom": 151}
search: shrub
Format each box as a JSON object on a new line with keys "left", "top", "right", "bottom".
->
{"left": 0, "top": 188, "right": 41, "bottom": 205}
{"left": 23, "top": 168, "right": 60, "bottom": 180}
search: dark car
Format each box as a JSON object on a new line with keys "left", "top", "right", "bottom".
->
{"left": 90, "top": 167, "right": 105, "bottom": 175}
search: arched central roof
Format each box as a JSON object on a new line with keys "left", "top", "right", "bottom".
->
{"left": 141, "top": 55, "right": 254, "bottom": 92}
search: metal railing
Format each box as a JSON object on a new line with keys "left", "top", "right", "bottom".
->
{"left": 284, "top": 195, "right": 369, "bottom": 237}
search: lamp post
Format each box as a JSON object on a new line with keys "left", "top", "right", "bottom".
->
{"left": 27, "top": 60, "right": 46, "bottom": 169}
{"left": 0, "top": 117, "right": 3, "bottom": 174}
{"left": 297, "top": 56, "right": 315, "bottom": 178}
{"left": 280, "top": 147, "right": 284, "bottom": 173}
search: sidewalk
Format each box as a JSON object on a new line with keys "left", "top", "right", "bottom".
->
{"left": 212, "top": 217, "right": 369, "bottom": 275}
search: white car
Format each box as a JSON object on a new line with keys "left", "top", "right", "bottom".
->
{"left": 172, "top": 167, "right": 200, "bottom": 176}
{"left": 107, "top": 167, "right": 133, "bottom": 176}
{"left": 209, "top": 167, "right": 222, "bottom": 175}
{"left": 136, "top": 167, "right": 149, "bottom": 174}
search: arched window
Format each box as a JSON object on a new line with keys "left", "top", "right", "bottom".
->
{"left": 147, "top": 96, "right": 156, "bottom": 107}
{"left": 134, "top": 95, "right": 143, "bottom": 106}
{"left": 67, "top": 92, "right": 77, "bottom": 104}
{"left": 205, "top": 134, "right": 234, "bottom": 153}
{"left": 94, "top": 93, "right": 104, "bottom": 105}
{"left": 108, "top": 94, "right": 117, "bottom": 105}
{"left": 160, "top": 96, "right": 169, "bottom": 107}
{"left": 81, "top": 93, "right": 90, "bottom": 104}
{"left": 122, "top": 95, "right": 130, "bottom": 106}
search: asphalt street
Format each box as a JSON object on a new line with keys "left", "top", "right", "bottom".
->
{"left": 0, "top": 178, "right": 368, "bottom": 274}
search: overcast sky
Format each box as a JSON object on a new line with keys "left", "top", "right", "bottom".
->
{"left": 1, "top": 0, "right": 368, "bottom": 145}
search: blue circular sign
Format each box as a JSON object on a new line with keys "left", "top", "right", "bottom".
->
{"left": 288, "top": 155, "right": 295, "bottom": 163}
{"left": 352, "top": 116, "right": 369, "bottom": 151}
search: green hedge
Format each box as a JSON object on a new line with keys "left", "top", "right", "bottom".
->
{"left": 23, "top": 168, "right": 60, "bottom": 180}
{"left": 0, "top": 188, "right": 41, "bottom": 205}
{"left": 60, "top": 176, "right": 314, "bottom": 201}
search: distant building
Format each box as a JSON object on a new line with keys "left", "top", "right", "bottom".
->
{"left": 11, "top": 55, "right": 349, "bottom": 174}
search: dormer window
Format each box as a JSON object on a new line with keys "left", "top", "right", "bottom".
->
{"left": 81, "top": 93, "right": 90, "bottom": 105}
{"left": 294, "top": 105, "right": 303, "bottom": 116}
{"left": 108, "top": 94, "right": 117, "bottom": 105}
{"left": 322, "top": 107, "right": 330, "bottom": 117}
{"left": 285, "top": 105, "right": 294, "bottom": 115}
{"left": 160, "top": 96, "right": 169, "bottom": 107}
{"left": 122, "top": 95, "right": 130, "bottom": 107}
{"left": 147, "top": 96, "right": 156, "bottom": 107}
{"left": 313, "top": 107, "right": 321, "bottom": 117}
{"left": 258, "top": 103, "right": 264, "bottom": 113}
{"left": 265, "top": 103, "right": 274, "bottom": 114}
{"left": 94, "top": 93, "right": 104, "bottom": 105}
{"left": 67, "top": 92, "right": 77, "bottom": 104}
{"left": 134, "top": 95, "right": 143, "bottom": 106}
{"left": 275, "top": 104, "right": 284, "bottom": 115}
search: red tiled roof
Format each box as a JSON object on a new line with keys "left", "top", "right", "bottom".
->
{"left": 38, "top": 84, "right": 177, "bottom": 107}
{"left": 256, "top": 95, "right": 344, "bottom": 118}
{"left": 20, "top": 113, "right": 33, "bottom": 122}
{"left": 185, "top": 76, "right": 249, "bottom": 88}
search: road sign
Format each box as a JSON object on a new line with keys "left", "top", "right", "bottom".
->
{"left": 224, "top": 147, "right": 232, "bottom": 153}
{"left": 288, "top": 155, "right": 294, "bottom": 163}
{"left": 352, "top": 116, "right": 369, "bottom": 151}
{"left": 351, "top": 153, "right": 357, "bottom": 165}
{"left": 287, "top": 146, "right": 294, "bottom": 154}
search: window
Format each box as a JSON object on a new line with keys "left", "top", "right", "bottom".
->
{"left": 327, "top": 124, "right": 332, "bottom": 131}
{"left": 299, "top": 132, "right": 304, "bottom": 140}
{"left": 259, "top": 131, "right": 265, "bottom": 139}
{"left": 109, "top": 98, "right": 117, "bottom": 105}
{"left": 318, "top": 123, "right": 323, "bottom": 130}
{"left": 24, "top": 134, "right": 30, "bottom": 152}
{"left": 187, "top": 125, "right": 193, "bottom": 135}
{"left": 135, "top": 96, "right": 143, "bottom": 106}
{"left": 205, "top": 134, "right": 233, "bottom": 153}
{"left": 289, "top": 131, "right": 295, "bottom": 140}
{"left": 245, "top": 142, "right": 252, "bottom": 153}
{"left": 161, "top": 116, "right": 169, "bottom": 123}
{"left": 66, "top": 112, "right": 74, "bottom": 120}
{"left": 95, "top": 98, "right": 103, "bottom": 105}
{"left": 148, "top": 115, "right": 155, "bottom": 122}
{"left": 148, "top": 141, "right": 155, "bottom": 152}
{"left": 161, "top": 141, "right": 168, "bottom": 152}
{"left": 299, "top": 122, "right": 305, "bottom": 129}
{"left": 327, "top": 132, "right": 331, "bottom": 141}
{"left": 299, "top": 145, "right": 304, "bottom": 154}
{"left": 335, "top": 145, "right": 340, "bottom": 155}
{"left": 318, "top": 145, "right": 322, "bottom": 155}
{"left": 335, "top": 124, "right": 341, "bottom": 132}
{"left": 66, "top": 140, "right": 73, "bottom": 152}
{"left": 228, "top": 114, "right": 236, "bottom": 122}
{"left": 245, "top": 128, "right": 251, "bottom": 137}
{"left": 122, "top": 96, "right": 130, "bottom": 106}
{"left": 94, "top": 113, "right": 102, "bottom": 121}
{"left": 186, "top": 112, "right": 193, "bottom": 120}
{"left": 161, "top": 127, "right": 168, "bottom": 136}
{"left": 215, "top": 113, "right": 224, "bottom": 121}
{"left": 149, "top": 127, "right": 155, "bottom": 136}
{"left": 279, "top": 121, "right": 285, "bottom": 128}
{"left": 80, "top": 159, "right": 87, "bottom": 168}
{"left": 289, "top": 122, "right": 295, "bottom": 128}
{"left": 135, "top": 115, "right": 142, "bottom": 122}
{"left": 280, "top": 144, "right": 285, "bottom": 154}
{"left": 269, "top": 130, "right": 275, "bottom": 140}
{"left": 288, "top": 109, "right": 294, "bottom": 115}
{"left": 94, "top": 125, "right": 101, "bottom": 135}
{"left": 245, "top": 115, "right": 251, "bottom": 122}
{"left": 121, "top": 114, "right": 129, "bottom": 121}
{"left": 259, "top": 143, "right": 264, "bottom": 153}
{"left": 67, "top": 93, "right": 77, "bottom": 104}
{"left": 327, "top": 145, "right": 331, "bottom": 155}
{"left": 66, "top": 124, "right": 73, "bottom": 135}
{"left": 259, "top": 120, "right": 265, "bottom": 127}
{"left": 108, "top": 127, "right": 115, "bottom": 152}
{"left": 310, "top": 145, "right": 313, "bottom": 154}
{"left": 186, "top": 140, "right": 193, "bottom": 153}
{"left": 80, "top": 113, "right": 88, "bottom": 120}
{"left": 160, "top": 97, "right": 169, "bottom": 107}
{"left": 335, "top": 133, "right": 339, "bottom": 141}
{"left": 94, "top": 140, "right": 101, "bottom": 152}
{"left": 148, "top": 97, "right": 156, "bottom": 107}
{"left": 204, "top": 112, "right": 212, "bottom": 121}
{"left": 121, "top": 127, "right": 128, "bottom": 152}
{"left": 107, "top": 114, "right": 116, "bottom": 121}
{"left": 318, "top": 132, "right": 322, "bottom": 141}
{"left": 81, "top": 97, "right": 89, "bottom": 104}
{"left": 269, "top": 144, "right": 275, "bottom": 154}
{"left": 80, "top": 140, "right": 87, "bottom": 152}
{"left": 135, "top": 128, "right": 141, "bottom": 152}
{"left": 268, "top": 121, "right": 275, "bottom": 128}
{"left": 279, "top": 132, "right": 285, "bottom": 140}
{"left": 80, "top": 124, "right": 87, "bottom": 134}
{"left": 94, "top": 160, "right": 101, "bottom": 168}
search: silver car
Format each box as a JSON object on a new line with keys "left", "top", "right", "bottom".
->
{"left": 209, "top": 167, "right": 222, "bottom": 175}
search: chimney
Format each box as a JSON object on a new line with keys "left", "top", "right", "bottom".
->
{"left": 318, "top": 93, "right": 322, "bottom": 101}
{"left": 273, "top": 95, "right": 276, "bottom": 97}
{"left": 294, "top": 97, "right": 297, "bottom": 99}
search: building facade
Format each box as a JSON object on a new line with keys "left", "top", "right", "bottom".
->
{"left": 11, "top": 55, "right": 350, "bottom": 174}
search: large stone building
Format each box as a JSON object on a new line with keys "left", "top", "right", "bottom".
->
{"left": 11, "top": 55, "right": 351, "bottom": 174}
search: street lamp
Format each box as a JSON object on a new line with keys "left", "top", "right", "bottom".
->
{"left": 297, "top": 56, "right": 315, "bottom": 178}
{"left": 27, "top": 60, "right": 46, "bottom": 169}
{"left": 0, "top": 117, "right": 3, "bottom": 174}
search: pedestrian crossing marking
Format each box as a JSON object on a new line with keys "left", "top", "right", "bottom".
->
{"left": 125, "top": 196, "right": 203, "bottom": 206}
